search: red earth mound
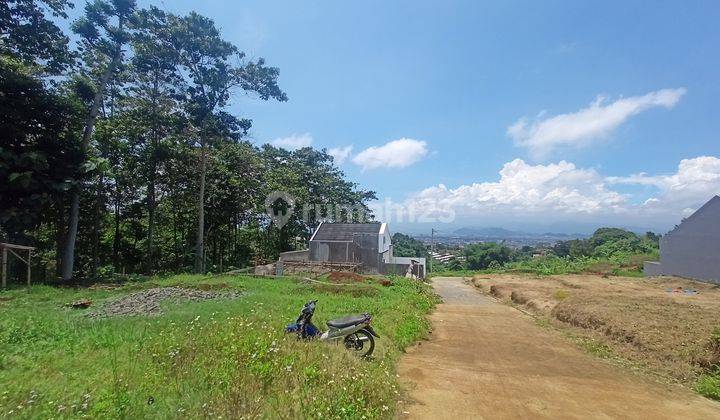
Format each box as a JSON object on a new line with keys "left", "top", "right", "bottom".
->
{"left": 327, "top": 271, "right": 367, "bottom": 283}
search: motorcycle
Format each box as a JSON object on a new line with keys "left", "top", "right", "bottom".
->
{"left": 285, "top": 300, "right": 379, "bottom": 357}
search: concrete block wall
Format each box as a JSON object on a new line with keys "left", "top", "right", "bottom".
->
{"left": 279, "top": 250, "right": 310, "bottom": 262}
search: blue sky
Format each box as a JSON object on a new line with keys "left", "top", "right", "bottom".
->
{"left": 100, "top": 1, "right": 720, "bottom": 232}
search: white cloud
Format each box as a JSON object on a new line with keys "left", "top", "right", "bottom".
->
{"left": 271, "top": 133, "right": 313, "bottom": 150}
{"left": 607, "top": 156, "right": 720, "bottom": 212}
{"left": 407, "top": 159, "right": 627, "bottom": 218}
{"left": 327, "top": 145, "right": 353, "bottom": 165}
{"left": 401, "top": 156, "right": 720, "bottom": 230}
{"left": 508, "top": 88, "right": 686, "bottom": 159}
{"left": 352, "top": 138, "right": 428, "bottom": 170}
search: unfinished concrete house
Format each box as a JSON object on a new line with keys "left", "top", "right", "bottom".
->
{"left": 268, "top": 222, "right": 426, "bottom": 278}
{"left": 309, "top": 222, "right": 391, "bottom": 268}
{"left": 644, "top": 195, "right": 720, "bottom": 283}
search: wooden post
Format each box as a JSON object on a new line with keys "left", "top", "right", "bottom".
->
{"left": 27, "top": 249, "right": 32, "bottom": 287}
{"left": 2, "top": 247, "right": 6, "bottom": 289}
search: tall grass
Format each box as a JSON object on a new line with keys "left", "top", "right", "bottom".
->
{"left": 0, "top": 275, "right": 438, "bottom": 418}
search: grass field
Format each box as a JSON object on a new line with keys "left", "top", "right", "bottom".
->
{"left": 0, "top": 275, "right": 438, "bottom": 418}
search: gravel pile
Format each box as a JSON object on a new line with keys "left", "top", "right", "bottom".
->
{"left": 87, "top": 287, "right": 241, "bottom": 318}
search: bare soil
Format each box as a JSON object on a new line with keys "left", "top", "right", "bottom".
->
{"left": 86, "top": 286, "right": 241, "bottom": 318}
{"left": 397, "top": 277, "right": 720, "bottom": 419}
{"left": 324, "top": 271, "right": 392, "bottom": 287}
{"left": 472, "top": 273, "right": 720, "bottom": 384}
{"left": 327, "top": 271, "right": 368, "bottom": 283}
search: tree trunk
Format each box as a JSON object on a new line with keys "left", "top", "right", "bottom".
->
{"left": 113, "top": 186, "right": 121, "bottom": 272}
{"left": 212, "top": 231, "right": 217, "bottom": 268}
{"left": 194, "top": 141, "right": 207, "bottom": 273}
{"left": 147, "top": 177, "right": 156, "bottom": 273}
{"left": 171, "top": 197, "right": 178, "bottom": 267}
{"left": 91, "top": 172, "right": 103, "bottom": 278}
{"left": 60, "top": 25, "right": 124, "bottom": 281}
{"left": 232, "top": 216, "right": 237, "bottom": 267}
{"left": 60, "top": 193, "right": 81, "bottom": 280}
{"left": 55, "top": 192, "right": 65, "bottom": 277}
{"left": 147, "top": 73, "right": 159, "bottom": 274}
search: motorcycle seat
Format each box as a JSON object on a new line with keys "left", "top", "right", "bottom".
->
{"left": 327, "top": 314, "right": 367, "bottom": 328}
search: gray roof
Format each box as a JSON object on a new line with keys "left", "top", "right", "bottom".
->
{"left": 311, "top": 223, "right": 382, "bottom": 242}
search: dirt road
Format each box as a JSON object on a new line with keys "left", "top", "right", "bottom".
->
{"left": 397, "top": 277, "right": 720, "bottom": 419}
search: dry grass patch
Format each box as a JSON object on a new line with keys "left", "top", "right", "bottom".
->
{"left": 470, "top": 273, "right": 720, "bottom": 390}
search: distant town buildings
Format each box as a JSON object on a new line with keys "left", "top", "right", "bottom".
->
{"left": 430, "top": 251, "right": 465, "bottom": 263}
{"left": 416, "top": 232, "right": 570, "bottom": 249}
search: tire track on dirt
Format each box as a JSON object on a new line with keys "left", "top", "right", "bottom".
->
{"left": 397, "top": 277, "right": 720, "bottom": 419}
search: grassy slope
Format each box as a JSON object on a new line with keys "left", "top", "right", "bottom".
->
{"left": 0, "top": 275, "right": 438, "bottom": 418}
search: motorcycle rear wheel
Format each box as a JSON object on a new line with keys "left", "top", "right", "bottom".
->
{"left": 344, "top": 329, "right": 375, "bottom": 357}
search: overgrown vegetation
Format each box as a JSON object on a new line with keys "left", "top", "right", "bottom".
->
{"left": 432, "top": 227, "right": 659, "bottom": 277}
{"left": 0, "top": 275, "right": 438, "bottom": 418}
{"left": 391, "top": 233, "right": 428, "bottom": 259}
{"left": 697, "top": 327, "right": 720, "bottom": 400}
{"left": 1, "top": 0, "right": 375, "bottom": 283}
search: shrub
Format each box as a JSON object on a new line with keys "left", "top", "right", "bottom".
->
{"left": 697, "top": 371, "right": 720, "bottom": 400}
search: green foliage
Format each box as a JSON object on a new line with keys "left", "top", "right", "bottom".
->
{"left": 0, "top": 1, "right": 374, "bottom": 282}
{"left": 464, "top": 242, "right": 512, "bottom": 270}
{"left": 501, "top": 255, "right": 595, "bottom": 275}
{"left": 554, "top": 228, "right": 660, "bottom": 260}
{"left": 426, "top": 228, "right": 659, "bottom": 278}
{"left": 445, "top": 258, "right": 465, "bottom": 271}
{"left": 589, "top": 227, "right": 637, "bottom": 247}
{"left": 0, "top": 55, "right": 83, "bottom": 241}
{"left": 696, "top": 327, "right": 720, "bottom": 400}
{"left": 0, "top": 275, "right": 438, "bottom": 417}
{"left": 0, "top": 0, "right": 74, "bottom": 73}
{"left": 697, "top": 370, "right": 720, "bottom": 400}
{"left": 392, "top": 233, "right": 428, "bottom": 258}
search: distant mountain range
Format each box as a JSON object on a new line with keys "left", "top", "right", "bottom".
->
{"left": 392, "top": 222, "right": 662, "bottom": 237}
{"left": 451, "top": 227, "right": 585, "bottom": 239}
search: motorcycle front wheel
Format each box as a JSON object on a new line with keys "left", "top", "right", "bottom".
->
{"left": 344, "top": 329, "right": 375, "bottom": 357}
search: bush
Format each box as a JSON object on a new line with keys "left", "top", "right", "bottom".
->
{"left": 697, "top": 371, "right": 720, "bottom": 400}
{"left": 464, "top": 242, "right": 512, "bottom": 270}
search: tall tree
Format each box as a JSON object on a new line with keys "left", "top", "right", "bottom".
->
{"left": 129, "top": 7, "right": 184, "bottom": 273}
{"left": 167, "top": 12, "right": 287, "bottom": 273}
{"left": 0, "top": 0, "right": 73, "bottom": 73}
{"left": 0, "top": 57, "right": 82, "bottom": 243}
{"left": 0, "top": 0, "right": 78, "bottom": 243}
{"left": 61, "top": 0, "right": 135, "bottom": 280}
{"left": 2, "top": 2, "right": 378, "bottom": 282}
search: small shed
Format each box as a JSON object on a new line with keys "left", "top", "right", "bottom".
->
{"left": 1, "top": 242, "right": 34, "bottom": 288}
